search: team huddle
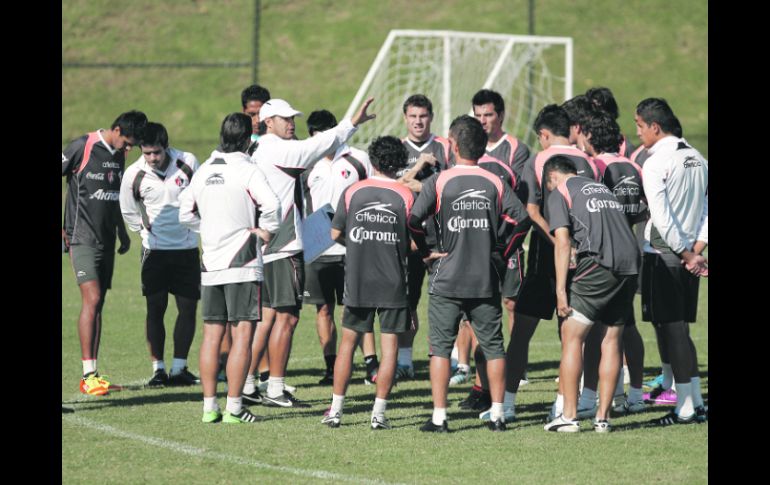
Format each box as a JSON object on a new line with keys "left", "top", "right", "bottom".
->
{"left": 62, "top": 83, "right": 708, "bottom": 433}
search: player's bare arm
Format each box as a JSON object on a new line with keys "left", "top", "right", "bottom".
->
{"left": 554, "top": 227, "right": 572, "bottom": 317}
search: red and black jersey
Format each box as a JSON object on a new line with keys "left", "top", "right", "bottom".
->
{"left": 332, "top": 177, "right": 414, "bottom": 308}
{"left": 400, "top": 135, "right": 451, "bottom": 180}
{"left": 486, "top": 133, "right": 531, "bottom": 181}
{"left": 593, "top": 153, "right": 647, "bottom": 226}
{"left": 409, "top": 166, "right": 529, "bottom": 299}
{"left": 62, "top": 131, "right": 127, "bottom": 249}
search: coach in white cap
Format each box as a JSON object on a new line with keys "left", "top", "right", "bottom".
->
{"left": 250, "top": 97, "right": 376, "bottom": 407}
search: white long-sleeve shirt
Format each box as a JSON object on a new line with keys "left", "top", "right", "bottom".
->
{"left": 179, "top": 150, "right": 280, "bottom": 285}
{"left": 252, "top": 119, "right": 357, "bottom": 263}
{"left": 642, "top": 136, "right": 708, "bottom": 255}
{"left": 120, "top": 147, "right": 200, "bottom": 250}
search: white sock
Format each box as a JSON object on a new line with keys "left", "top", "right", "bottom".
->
{"left": 503, "top": 391, "right": 516, "bottom": 412}
{"left": 331, "top": 393, "right": 345, "bottom": 415}
{"left": 614, "top": 367, "right": 625, "bottom": 396}
{"left": 450, "top": 345, "right": 459, "bottom": 364}
{"left": 578, "top": 388, "right": 597, "bottom": 409}
{"left": 674, "top": 381, "right": 694, "bottom": 417}
{"left": 691, "top": 377, "right": 704, "bottom": 408}
{"left": 82, "top": 359, "right": 97, "bottom": 376}
{"left": 372, "top": 398, "right": 387, "bottom": 418}
{"left": 152, "top": 360, "right": 165, "bottom": 372}
{"left": 628, "top": 386, "right": 643, "bottom": 403}
{"left": 579, "top": 372, "right": 584, "bottom": 393}
{"left": 622, "top": 365, "right": 630, "bottom": 383}
{"left": 490, "top": 402, "right": 505, "bottom": 422}
{"left": 170, "top": 358, "right": 187, "bottom": 375}
{"left": 554, "top": 393, "right": 564, "bottom": 415}
{"left": 243, "top": 374, "right": 256, "bottom": 395}
{"left": 203, "top": 396, "right": 219, "bottom": 413}
{"left": 398, "top": 347, "right": 413, "bottom": 367}
{"left": 226, "top": 396, "right": 243, "bottom": 415}
{"left": 432, "top": 407, "right": 447, "bottom": 426}
{"left": 267, "top": 376, "right": 285, "bottom": 398}
{"left": 661, "top": 363, "right": 674, "bottom": 389}
{"left": 457, "top": 363, "right": 470, "bottom": 373}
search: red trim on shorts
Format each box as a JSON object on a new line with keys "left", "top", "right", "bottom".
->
{"left": 572, "top": 263, "right": 600, "bottom": 282}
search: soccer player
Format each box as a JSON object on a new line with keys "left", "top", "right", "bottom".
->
{"left": 502, "top": 104, "right": 599, "bottom": 421}
{"left": 542, "top": 156, "right": 640, "bottom": 433}
{"left": 635, "top": 98, "right": 708, "bottom": 425}
{"left": 561, "top": 95, "right": 596, "bottom": 155}
{"left": 119, "top": 122, "right": 201, "bottom": 387}
{"left": 321, "top": 136, "right": 414, "bottom": 429}
{"left": 251, "top": 97, "right": 376, "bottom": 407}
{"left": 396, "top": 94, "right": 452, "bottom": 380}
{"left": 409, "top": 115, "right": 529, "bottom": 432}
{"left": 63, "top": 110, "right": 147, "bottom": 396}
{"left": 242, "top": 84, "right": 272, "bottom": 155}
{"left": 301, "top": 109, "right": 379, "bottom": 386}
{"left": 178, "top": 113, "right": 280, "bottom": 424}
{"left": 585, "top": 86, "right": 637, "bottom": 158}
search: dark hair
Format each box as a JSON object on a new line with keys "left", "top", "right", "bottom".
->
{"left": 533, "top": 104, "right": 571, "bottom": 138}
{"left": 111, "top": 110, "right": 148, "bottom": 139}
{"left": 543, "top": 155, "right": 578, "bottom": 179}
{"left": 219, "top": 113, "right": 252, "bottom": 153}
{"left": 402, "top": 94, "right": 433, "bottom": 115}
{"left": 582, "top": 111, "right": 622, "bottom": 154}
{"left": 368, "top": 136, "right": 408, "bottom": 177}
{"left": 635, "top": 98, "right": 682, "bottom": 136}
{"left": 585, "top": 87, "right": 619, "bottom": 120}
{"left": 306, "top": 110, "right": 338, "bottom": 136}
{"left": 139, "top": 122, "right": 169, "bottom": 148}
{"left": 241, "top": 84, "right": 271, "bottom": 109}
{"left": 561, "top": 95, "right": 594, "bottom": 127}
{"left": 448, "top": 115, "right": 487, "bottom": 161}
{"left": 472, "top": 89, "right": 505, "bottom": 116}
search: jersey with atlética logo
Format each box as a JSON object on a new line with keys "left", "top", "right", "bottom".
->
{"left": 332, "top": 177, "right": 414, "bottom": 308}
{"left": 409, "top": 166, "right": 529, "bottom": 299}
{"left": 548, "top": 176, "right": 640, "bottom": 275}
{"left": 593, "top": 153, "right": 647, "bottom": 226}
{"left": 399, "top": 135, "right": 451, "bottom": 180}
{"left": 62, "top": 131, "right": 127, "bottom": 250}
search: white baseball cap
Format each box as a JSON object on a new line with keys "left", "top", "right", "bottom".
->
{"left": 260, "top": 99, "right": 303, "bottom": 119}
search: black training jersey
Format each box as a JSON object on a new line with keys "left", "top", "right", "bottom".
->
{"left": 594, "top": 153, "right": 647, "bottom": 226}
{"left": 486, "top": 133, "right": 531, "bottom": 181}
{"left": 630, "top": 145, "right": 652, "bottom": 167}
{"left": 619, "top": 135, "right": 637, "bottom": 160}
{"left": 478, "top": 154, "right": 516, "bottom": 190}
{"left": 332, "top": 177, "right": 415, "bottom": 308}
{"left": 62, "top": 131, "right": 127, "bottom": 249}
{"left": 409, "top": 166, "right": 529, "bottom": 299}
{"left": 399, "top": 135, "right": 451, "bottom": 180}
{"left": 548, "top": 176, "right": 640, "bottom": 275}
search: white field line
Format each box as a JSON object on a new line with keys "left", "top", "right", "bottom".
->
{"left": 63, "top": 414, "right": 406, "bottom": 485}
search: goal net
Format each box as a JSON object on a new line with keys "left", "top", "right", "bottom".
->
{"left": 344, "top": 30, "right": 572, "bottom": 150}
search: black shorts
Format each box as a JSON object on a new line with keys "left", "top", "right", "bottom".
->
{"left": 641, "top": 253, "right": 700, "bottom": 324}
{"left": 427, "top": 294, "right": 504, "bottom": 360}
{"left": 202, "top": 281, "right": 261, "bottom": 323}
{"left": 303, "top": 255, "right": 344, "bottom": 306}
{"left": 501, "top": 248, "right": 525, "bottom": 299}
{"left": 515, "top": 232, "right": 571, "bottom": 320}
{"left": 342, "top": 306, "right": 409, "bottom": 334}
{"left": 262, "top": 255, "right": 305, "bottom": 309}
{"left": 568, "top": 257, "right": 637, "bottom": 326}
{"left": 407, "top": 253, "right": 427, "bottom": 310}
{"left": 70, "top": 244, "right": 115, "bottom": 289}
{"left": 140, "top": 247, "right": 201, "bottom": 299}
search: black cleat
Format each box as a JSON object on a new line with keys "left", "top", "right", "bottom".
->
{"left": 147, "top": 369, "right": 169, "bottom": 387}
{"left": 168, "top": 367, "right": 200, "bottom": 386}
{"left": 695, "top": 405, "right": 708, "bottom": 423}
{"left": 242, "top": 388, "right": 263, "bottom": 405}
{"left": 318, "top": 373, "right": 334, "bottom": 385}
{"left": 458, "top": 389, "right": 482, "bottom": 409}
{"left": 650, "top": 410, "right": 697, "bottom": 426}
{"left": 487, "top": 419, "right": 507, "bottom": 432}
{"left": 419, "top": 418, "right": 449, "bottom": 433}
{"left": 263, "top": 390, "right": 312, "bottom": 408}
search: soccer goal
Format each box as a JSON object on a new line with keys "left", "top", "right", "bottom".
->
{"left": 344, "top": 30, "right": 573, "bottom": 150}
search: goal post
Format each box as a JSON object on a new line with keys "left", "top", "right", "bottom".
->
{"left": 344, "top": 29, "right": 573, "bottom": 150}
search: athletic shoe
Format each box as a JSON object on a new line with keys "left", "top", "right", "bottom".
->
{"left": 593, "top": 419, "right": 611, "bottom": 433}
{"left": 459, "top": 388, "right": 491, "bottom": 410}
{"left": 695, "top": 405, "right": 708, "bottom": 423}
{"left": 519, "top": 378, "right": 530, "bottom": 387}
{"left": 644, "top": 374, "right": 664, "bottom": 389}
{"left": 202, "top": 409, "right": 222, "bottom": 423}
{"left": 449, "top": 368, "right": 470, "bottom": 385}
{"left": 321, "top": 411, "right": 341, "bottom": 428}
{"left": 613, "top": 398, "right": 646, "bottom": 415}
{"left": 318, "top": 373, "right": 334, "bottom": 385}
{"left": 419, "top": 418, "right": 449, "bottom": 433}
{"left": 487, "top": 419, "right": 507, "bottom": 432}
{"left": 147, "top": 369, "right": 169, "bottom": 387}
{"left": 80, "top": 373, "right": 109, "bottom": 396}
{"left": 258, "top": 379, "right": 297, "bottom": 394}
{"left": 223, "top": 408, "right": 263, "bottom": 423}
{"left": 650, "top": 410, "right": 696, "bottom": 426}
{"left": 364, "top": 367, "right": 378, "bottom": 385}
{"left": 262, "top": 390, "right": 311, "bottom": 408}
{"left": 95, "top": 374, "right": 120, "bottom": 392}
{"left": 478, "top": 407, "right": 516, "bottom": 422}
{"left": 576, "top": 404, "right": 597, "bottom": 420}
{"left": 643, "top": 386, "right": 677, "bottom": 405}
{"left": 168, "top": 367, "right": 200, "bottom": 386}
{"left": 395, "top": 364, "right": 415, "bottom": 380}
{"left": 242, "top": 388, "right": 263, "bottom": 405}
{"left": 544, "top": 415, "right": 580, "bottom": 432}
{"left": 370, "top": 415, "right": 391, "bottom": 430}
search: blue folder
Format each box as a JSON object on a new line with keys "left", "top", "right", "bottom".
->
{"left": 301, "top": 203, "right": 337, "bottom": 263}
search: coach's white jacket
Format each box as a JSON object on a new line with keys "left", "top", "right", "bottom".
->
{"left": 179, "top": 150, "right": 280, "bottom": 285}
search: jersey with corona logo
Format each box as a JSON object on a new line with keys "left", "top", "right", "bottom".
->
{"left": 409, "top": 166, "right": 529, "bottom": 299}
{"left": 62, "top": 130, "right": 127, "bottom": 250}
{"left": 593, "top": 153, "right": 646, "bottom": 226}
{"left": 332, "top": 176, "right": 414, "bottom": 308}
